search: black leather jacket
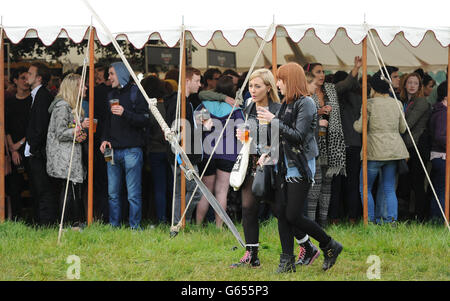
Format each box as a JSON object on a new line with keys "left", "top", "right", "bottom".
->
{"left": 274, "top": 96, "right": 319, "bottom": 181}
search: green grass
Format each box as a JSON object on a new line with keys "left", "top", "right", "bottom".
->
{"left": 0, "top": 219, "right": 449, "bottom": 281}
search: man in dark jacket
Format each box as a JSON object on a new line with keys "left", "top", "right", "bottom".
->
{"left": 328, "top": 72, "right": 363, "bottom": 224}
{"left": 164, "top": 67, "right": 202, "bottom": 224}
{"left": 25, "top": 62, "right": 57, "bottom": 225}
{"left": 100, "top": 62, "right": 150, "bottom": 229}
{"left": 92, "top": 63, "right": 112, "bottom": 223}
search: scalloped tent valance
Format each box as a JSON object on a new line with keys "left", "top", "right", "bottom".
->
{"left": 2, "top": 0, "right": 449, "bottom": 48}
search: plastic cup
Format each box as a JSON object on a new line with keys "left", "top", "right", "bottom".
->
{"left": 257, "top": 106, "right": 270, "bottom": 125}
{"left": 237, "top": 123, "right": 250, "bottom": 143}
{"left": 93, "top": 119, "right": 98, "bottom": 133}
{"left": 109, "top": 99, "right": 119, "bottom": 108}
{"left": 104, "top": 147, "right": 113, "bottom": 162}
{"left": 201, "top": 108, "right": 211, "bottom": 121}
{"left": 318, "top": 126, "right": 327, "bottom": 136}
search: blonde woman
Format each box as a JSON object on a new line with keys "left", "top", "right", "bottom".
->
{"left": 46, "top": 73, "right": 89, "bottom": 230}
{"left": 230, "top": 68, "right": 281, "bottom": 268}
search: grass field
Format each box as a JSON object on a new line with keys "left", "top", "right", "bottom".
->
{"left": 0, "top": 219, "right": 449, "bottom": 281}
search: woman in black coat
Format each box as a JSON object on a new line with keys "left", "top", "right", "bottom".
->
{"left": 257, "top": 63, "right": 343, "bottom": 273}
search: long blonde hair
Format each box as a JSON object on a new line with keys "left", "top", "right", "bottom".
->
{"left": 249, "top": 68, "right": 280, "bottom": 103}
{"left": 55, "top": 73, "right": 85, "bottom": 118}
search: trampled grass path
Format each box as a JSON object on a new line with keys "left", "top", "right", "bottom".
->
{"left": 0, "top": 220, "right": 449, "bottom": 281}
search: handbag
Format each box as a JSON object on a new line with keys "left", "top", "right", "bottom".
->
{"left": 252, "top": 164, "right": 273, "bottom": 199}
{"left": 397, "top": 159, "right": 409, "bottom": 175}
{"left": 230, "top": 137, "right": 252, "bottom": 191}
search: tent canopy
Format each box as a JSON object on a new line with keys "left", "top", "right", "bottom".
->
{"left": 2, "top": 0, "right": 450, "bottom": 46}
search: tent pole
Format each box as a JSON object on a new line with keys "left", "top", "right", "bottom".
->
{"left": 180, "top": 35, "right": 187, "bottom": 229}
{"left": 0, "top": 30, "right": 4, "bottom": 223}
{"left": 445, "top": 46, "right": 450, "bottom": 225}
{"left": 272, "top": 27, "right": 277, "bottom": 80}
{"left": 87, "top": 28, "right": 95, "bottom": 226}
{"left": 362, "top": 37, "right": 368, "bottom": 226}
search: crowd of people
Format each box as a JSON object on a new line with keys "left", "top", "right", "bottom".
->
{"left": 2, "top": 58, "right": 448, "bottom": 271}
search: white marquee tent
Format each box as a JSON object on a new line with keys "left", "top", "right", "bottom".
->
{"left": 1, "top": 0, "right": 450, "bottom": 72}
{"left": 1, "top": 0, "right": 450, "bottom": 226}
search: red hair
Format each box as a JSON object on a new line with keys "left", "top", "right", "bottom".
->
{"left": 400, "top": 72, "right": 424, "bottom": 101}
{"left": 277, "top": 62, "right": 309, "bottom": 103}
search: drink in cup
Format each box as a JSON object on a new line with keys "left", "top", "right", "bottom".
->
{"left": 318, "top": 126, "right": 327, "bottom": 136}
{"left": 109, "top": 99, "right": 119, "bottom": 108}
{"left": 257, "top": 106, "right": 270, "bottom": 125}
{"left": 92, "top": 119, "right": 98, "bottom": 133}
{"left": 318, "top": 115, "right": 328, "bottom": 137}
{"left": 201, "top": 108, "right": 211, "bottom": 121}
{"left": 237, "top": 123, "right": 250, "bottom": 143}
{"left": 104, "top": 147, "right": 113, "bottom": 162}
{"left": 195, "top": 108, "right": 211, "bottom": 124}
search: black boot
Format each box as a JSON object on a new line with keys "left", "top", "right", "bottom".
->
{"left": 230, "top": 246, "right": 260, "bottom": 268}
{"left": 296, "top": 239, "right": 320, "bottom": 265}
{"left": 276, "top": 253, "right": 296, "bottom": 273}
{"left": 321, "top": 238, "right": 343, "bottom": 271}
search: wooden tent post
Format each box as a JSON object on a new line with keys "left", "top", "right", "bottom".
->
{"left": 445, "top": 46, "right": 450, "bottom": 225}
{"left": 272, "top": 28, "right": 277, "bottom": 80}
{"left": 180, "top": 35, "right": 187, "bottom": 229}
{"left": 87, "top": 28, "right": 95, "bottom": 226}
{"left": 362, "top": 37, "right": 368, "bottom": 226}
{"left": 0, "top": 31, "right": 4, "bottom": 223}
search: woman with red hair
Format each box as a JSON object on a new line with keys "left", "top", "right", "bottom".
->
{"left": 397, "top": 72, "right": 431, "bottom": 221}
{"left": 257, "top": 63, "right": 343, "bottom": 273}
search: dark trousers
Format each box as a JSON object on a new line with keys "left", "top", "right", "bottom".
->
{"left": 397, "top": 147, "right": 429, "bottom": 220}
{"left": 430, "top": 158, "right": 446, "bottom": 220}
{"left": 27, "top": 155, "right": 57, "bottom": 225}
{"left": 329, "top": 146, "right": 362, "bottom": 220}
{"left": 148, "top": 152, "right": 169, "bottom": 223}
{"left": 7, "top": 160, "right": 31, "bottom": 220}
{"left": 54, "top": 178, "right": 85, "bottom": 226}
{"left": 93, "top": 144, "right": 109, "bottom": 223}
{"left": 273, "top": 174, "right": 331, "bottom": 255}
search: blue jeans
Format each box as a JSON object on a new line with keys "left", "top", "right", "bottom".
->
{"left": 430, "top": 158, "right": 446, "bottom": 220}
{"left": 375, "top": 173, "right": 388, "bottom": 223}
{"left": 360, "top": 160, "right": 398, "bottom": 223}
{"left": 149, "top": 152, "right": 168, "bottom": 223}
{"left": 107, "top": 147, "right": 143, "bottom": 229}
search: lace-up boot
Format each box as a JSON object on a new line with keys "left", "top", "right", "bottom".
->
{"left": 230, "top": 246, "right": 260, "bottom": 268}
{"left": 296, "top": 239, "right": 320, "bottom": 265}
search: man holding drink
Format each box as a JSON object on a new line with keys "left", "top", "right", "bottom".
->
{"left": 100, "top": 62, "right": 150, "bottom": 230}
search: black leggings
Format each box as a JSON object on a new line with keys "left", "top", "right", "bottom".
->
{"left": 273, "top": 176, "right": 331, "bottom": 255}
{"left": 241, "top": 176, "right": 262, "bottom": 245}
{"left": 241, "top": 174, "right": 320, "bottom": 249}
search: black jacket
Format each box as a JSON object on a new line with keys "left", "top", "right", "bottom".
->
{"left": 26, "top": 86, "right": 53, "bottom": 157}
{"left": 164, "top": 92, "right": 203, "bottom": 165}
{"left": 275, "top": 97, "right": 319, "bottom": 181}
{"left": 102, "top": 83, "right": 150, "bottom": 149}
{"left": 93, "top": 83, "right": 112, "bottom": 140}
{"left": 338, "top": 89, "right": 363, "bottom": 148}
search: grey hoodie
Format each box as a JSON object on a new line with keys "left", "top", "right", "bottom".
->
{"left": 46, "top": 98, "right": 85, "bottom": 183}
